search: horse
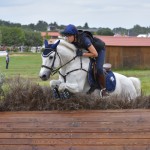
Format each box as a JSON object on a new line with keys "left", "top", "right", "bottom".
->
{"left": 39, "top": 39, "right": 141, "bottom": 100}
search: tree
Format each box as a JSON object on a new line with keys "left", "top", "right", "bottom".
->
{"left": 0, "top": 30, "right": 2, "bottom": 45}
{"left": 35, "top": 20, "right": 48, "bottom": 31}
{"left": 0, "top": 26, "right": 25, "bottom": 46}
{"left": 28, "top": 23, "right": 35, "bottom": 30}
{"left": 0, "top": 19, "right": 21, "bottom": 27}
{"left": 113, "top": 27, "right": 128, "bottom": 35}
{"left": 97, "top": 28, "right": 114, "bottom": 36}
{"left": 129, "top": 24, "right": 148, "bottom": 36}
{"left": 84, "top": 22, "right": 89, "bottom": 29}
{"left": 24, "top": 30, "right": 43, "bottom": 46}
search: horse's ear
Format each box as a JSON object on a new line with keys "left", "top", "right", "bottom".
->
{"left": 51, "top": 40, "right": 60, "bottom": 49}
{"left": 44, "top": 40, "right": 48, "bottom": 47}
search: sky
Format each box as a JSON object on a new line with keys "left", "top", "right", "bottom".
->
{"left": 0, "top": 0, "right": 150, "bottom": 29}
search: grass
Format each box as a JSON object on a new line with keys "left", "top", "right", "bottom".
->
{"left": 116, "top": 69, "right": 150, "bottom": 95}
{"left": 0, "top": 52, "right": 150, "bottom": 95}
{"left": 0, "top": 52, "right": 57, "bottom": 86}
{"left": 0, "top": 53, "right": 41, "bottom": 77}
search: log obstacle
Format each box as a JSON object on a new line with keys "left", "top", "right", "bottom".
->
{"left": 0, "top": 109, "right": 150, "bottom": 150}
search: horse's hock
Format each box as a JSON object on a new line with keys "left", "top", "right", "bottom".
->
{"left": 0, "top": 110, "right": 150, "bottom": 150}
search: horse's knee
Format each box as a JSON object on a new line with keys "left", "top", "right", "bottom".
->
{"left": 58, "top": 83, "right": 67, "bottom": 91}
{"left": 50, "top": 80, "right": 61, "bottom": 89}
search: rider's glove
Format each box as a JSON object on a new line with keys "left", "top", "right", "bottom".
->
{"left": 76, "top": 49, "right": 83, "bottom": 56}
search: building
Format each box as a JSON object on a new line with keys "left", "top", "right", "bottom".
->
{"left": 137, "top": 34, "right": 150, "bottom": 37}
{"left": 96, "top": 36, "right": 150, "bottom": 69}
{"left": 41, "top": 32, "right": 61, "bottom": 43}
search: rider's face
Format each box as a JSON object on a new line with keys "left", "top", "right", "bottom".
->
{"left": 65, "top": 35, "right": 75, "bottom": 43}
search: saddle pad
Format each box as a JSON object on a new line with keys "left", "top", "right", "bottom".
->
{"left": 105, "top": 71, "right": 116, "bottom": 92}
{"left": 88, "top": 60, "right": 116, "bottom": 92}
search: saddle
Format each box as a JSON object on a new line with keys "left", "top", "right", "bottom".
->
{"left": 88, "top": 60, "right": 116, "bottom": 93}
{"left": 88, "top": 59, "right": 98, "bottom": 89}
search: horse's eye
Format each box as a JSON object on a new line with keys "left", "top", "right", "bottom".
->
{"left": 49, "top": 56, "right": 53, "bottom": 59}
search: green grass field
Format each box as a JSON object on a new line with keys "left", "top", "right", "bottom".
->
{"left": 0, "top": 53, "right": 52, "bottom": 86}
{"left": 0, "top": 53, "right": 150, "bottom": 95}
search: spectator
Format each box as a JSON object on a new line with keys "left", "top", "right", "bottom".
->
{"left": 6, "top": 54, "right": 10, "bottom": 69}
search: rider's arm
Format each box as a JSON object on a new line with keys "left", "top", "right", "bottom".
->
{"left": 83, "top": 44, "right": 98, "bottom": 57}
{"left": 82, "top": 37, "right": 98, "bottom": 58}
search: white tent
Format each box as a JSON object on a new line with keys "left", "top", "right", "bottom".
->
{"left": 0, "top": 51, "right": 8, "bottom": 56}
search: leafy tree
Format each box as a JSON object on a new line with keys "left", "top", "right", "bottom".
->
{"left": 1, "top": 19, "right": 150, "bottom": 37}
{"left": 35, "top": 20, "right": 48, "bottom": 31}
{"left": 0, "top": 26, "right": 25, "bottom": 46}
{"left": 113, "top": 27, "right": 128, "bottom": 35}
{"left": 24, "top": 30, "right": 43, "bottom": 46}
{"left": 59, "top": 25, "right": 66, "bottom": 30}
{"left": 84, "top": 22, "right": 89, "bottom": 29}
{"left": 49, "top": 22, "right": 58, "bottom": 28}
{"left": 0, "top": 30, "right": 2, "bottom": 45}
{"left": 28, "top": 23, "right": 35, "bottom": 30}
{"left": 0, "top": 19, "right": 21, "bottom": 27}
{"left": 97, "top": 28, "right": 114, "bottom": 36}
{"left": 129, "top": 24, "right": 148, "bottom": 36}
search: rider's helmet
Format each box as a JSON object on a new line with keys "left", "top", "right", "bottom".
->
{"left": 62, "top": 24, "right": 78, "bottom": 36}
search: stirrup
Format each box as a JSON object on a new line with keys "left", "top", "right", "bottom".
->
{"left": 100, "top": 88, "right": 109, "bottom": 98}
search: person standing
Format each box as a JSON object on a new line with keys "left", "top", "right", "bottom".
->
{"left": 6, "top": 54, "right": 9, "bottom": 69}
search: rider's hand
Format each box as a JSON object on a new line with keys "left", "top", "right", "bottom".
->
{"left": 76, "top": 49, "right": 83, "bottom": 56}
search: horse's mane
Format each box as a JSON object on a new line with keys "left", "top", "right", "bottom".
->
{"left": 58, "top": 39, "right": 77, "bottom": 52}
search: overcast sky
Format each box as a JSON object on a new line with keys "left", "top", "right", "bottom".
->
{"left": 0, "top": 0, "right": 150, "bottom": 29}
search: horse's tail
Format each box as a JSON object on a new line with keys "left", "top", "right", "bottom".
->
{"left": 128, "top": 77, "right": 141, "bottom": 97}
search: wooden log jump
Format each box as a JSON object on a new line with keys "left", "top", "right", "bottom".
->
{"left": 0, "top": 109, "right": 150, "bottom": 150}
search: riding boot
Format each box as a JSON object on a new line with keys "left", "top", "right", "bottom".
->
{"left": 98, "top": 74, "right": 106, "bottom": 89}
{"left": 98, "top": 74, "right": 109, "bottom": 97}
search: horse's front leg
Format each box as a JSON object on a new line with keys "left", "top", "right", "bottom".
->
{"left": 58, "top": 71, "right": 88, "bottom": 99}
{"left": 58, "top": 82, "right": 80, "bottom": 93}
{"left": 57, "top": 82, "right": 80, "bottom": 99}
{"left": 50, "top": 80, "right": 61, "bottom": 89}
{"left": 50, "top": 80, "right": 62, "bottom": 99}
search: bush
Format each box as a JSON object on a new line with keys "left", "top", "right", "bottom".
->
{"left": 0, "top": 76, "right": 150, "bottom": 111}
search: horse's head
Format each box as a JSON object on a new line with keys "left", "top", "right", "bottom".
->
{"left": 39, "top": 40, "right": 60, "bottom": 81}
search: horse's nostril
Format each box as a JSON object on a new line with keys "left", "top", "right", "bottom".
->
{"left": 42, "top": 75, "right": 46, "bottom": 78}
{"left": 40, "top": 74, "right": 47, "bottom": 81}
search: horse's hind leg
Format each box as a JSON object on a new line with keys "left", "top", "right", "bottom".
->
{"left": 128, "top": 77, "right": 141, "bottom": 97}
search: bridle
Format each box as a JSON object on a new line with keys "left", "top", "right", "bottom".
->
{"left": 41, "top": 47, "right": 87, "bottom": 82}
{"left": 41, "top": 47, "right": 62, "bottom": 75}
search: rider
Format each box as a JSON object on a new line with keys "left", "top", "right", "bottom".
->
{"left": 62, "top": 24, "right": 107, "bottom": 97}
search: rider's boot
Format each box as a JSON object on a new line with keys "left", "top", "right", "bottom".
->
{"left": 98, "top": 74, "right": 109, "bottom": 97}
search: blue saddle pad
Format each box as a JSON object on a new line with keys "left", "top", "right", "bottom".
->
{"left": 105, "top": 71, "right": 116, "bottom": 92}
{"left": 88, "top": 60, "right": 116, "bottom": 92}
